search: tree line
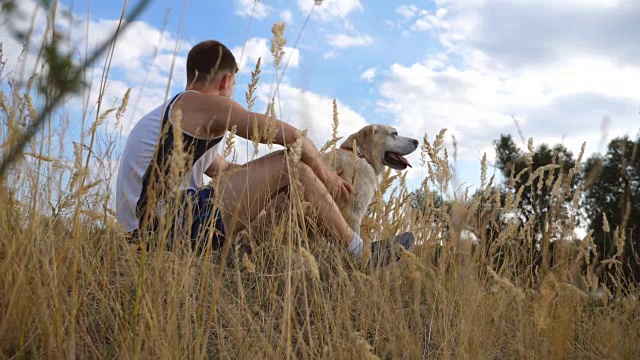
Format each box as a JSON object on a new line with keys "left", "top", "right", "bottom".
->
{"left": 410, "top": 132, "right": 639, "bottom": 291}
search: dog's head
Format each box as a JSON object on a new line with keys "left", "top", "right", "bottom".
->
{"left": 340, "top": 124, "right": 419, "bottom": 174}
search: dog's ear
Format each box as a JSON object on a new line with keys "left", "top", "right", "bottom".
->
{"left": 340, "top": 125, "right": 376, "bottom": 150}
{"left": 360, "top": 125, "right": 376, "bottom": 144}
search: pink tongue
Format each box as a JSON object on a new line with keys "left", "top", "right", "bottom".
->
{"left": 392, "top": 153, "right": 412, "bottom": 167}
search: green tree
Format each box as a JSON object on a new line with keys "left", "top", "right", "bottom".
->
{"left": 408, "top": 187, "right": 444, "bottom": 215}
{"left": 493, "top": 134, "right": 580, "bottom": 273}
{"left": 583, "top": 135, "right": 640, "bottom": 288}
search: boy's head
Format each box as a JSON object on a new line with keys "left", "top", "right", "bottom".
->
{"left": 186, "top": 40, "right": 238, "bottom": 97}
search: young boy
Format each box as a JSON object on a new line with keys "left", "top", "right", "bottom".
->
{"left": 115, "top": 40, "right": 414, "bottom": 265}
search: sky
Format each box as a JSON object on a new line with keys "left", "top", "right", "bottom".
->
{"left": 1, "top": 0, "right": 639, "bottom": 198}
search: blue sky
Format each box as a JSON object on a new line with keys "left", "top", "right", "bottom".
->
{"left": 2, "top": 0, "right": 640, "bottom": 198}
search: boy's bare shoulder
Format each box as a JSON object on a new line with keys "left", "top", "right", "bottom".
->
{"left": 172, "top": 92, "right": 244, "bottom": 137}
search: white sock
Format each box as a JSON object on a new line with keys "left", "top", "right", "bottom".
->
{"left": 348, "top": 233, "right": 364, "bottom": 257}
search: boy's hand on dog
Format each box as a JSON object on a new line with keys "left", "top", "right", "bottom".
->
{"left": 325, "top": 169, "right": 352, "bottom": 203}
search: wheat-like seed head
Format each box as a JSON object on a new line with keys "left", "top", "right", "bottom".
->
{"left": 270, "top": 22, "right": 287, "bottom": 70}
{"left": 451, "top": 134, "right": 458, "bottom": 163}
{"left": 289, "top": 129, "right": 306, "bottom": 165}
{"left": 299, "top": 247, "right": 320, "bottom": 281}
{"left": 331, "top": 99, "right": 339, "bottom": 142}
{"left": 89, "top": 108, "right": 115, "bottom": 136}
{"left": 551, "top": 172, "right": 563, "bottom": 198}
{"left": 433, "top": 128, "right": 447, "bottom": 153}
{"left": 167, "top": 108, "right": 189, "bottom": 192}
{"left": 420, "top": 133, "right": 428, "bottom": 167}
{"left": 0, "top": 91, "right": 9, "bottom": 116}
{"left": 246, "top": 57, "right": 261, "bottom": 111}
{"left": 242, "top": 253, "right": 256, "bottom": 273}
{"left": 481, "top": 153, "right": 487, "bottom": 188}
{"left": 251, "top": 116, "right": 261, "bottom": 156}
{"left": 223, "top": 125, "right": 237, "bottom": 159}
{"left": 527, "top": 137, "right": 535, "bottom": 153}
{"left": 613, "top": 229, "right": 624, "bottom": 259}
{"left": 575, "top": 141, "right": 586, "bottom": 170}
{"left": 328, "top": 98, "right": 340, "bottom": 163}
{"left": 70, "top": 141, "right": 83, "bottom": 190}
{"left": 264, "top": 98, "right": 278, "bottom": 147}
{"left": 487, "top": 266, "right": 525, "bottom": 300}
{"left": 115, "top": 88, "right": 130, "bottom": 127}
{"left": 571, "top": 185, "right": 581, "bottom": 209}
{"left": 352, "top": 332, "right": 380, "bottom": 359}
{"left": 23, "top": 92, "right": 37, "bottom": 125}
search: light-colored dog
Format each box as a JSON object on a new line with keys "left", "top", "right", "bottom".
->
{"left": 321, "top": 124, "right": 419, "bottom": 234}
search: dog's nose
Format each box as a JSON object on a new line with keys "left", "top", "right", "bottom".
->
{"left": 412, "top": 139, "right": 419, "bottom": 146}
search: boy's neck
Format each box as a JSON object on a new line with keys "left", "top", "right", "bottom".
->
{"left": 187, "top": 83, "right": 221, "bottom": 96}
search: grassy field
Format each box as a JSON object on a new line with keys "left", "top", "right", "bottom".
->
{"left": 1, "top": 3, "right": 639, "bottom": 359}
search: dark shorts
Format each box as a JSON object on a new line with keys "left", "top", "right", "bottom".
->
{"left": 179, "top": 187, "right": 226, "bottom": 252}
{"left": 127, "top": 187, "right": 226, "bottom": 253}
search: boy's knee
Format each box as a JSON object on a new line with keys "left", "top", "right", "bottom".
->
{"left": 296, "top": 161, "right": 316, "bottom": 180}
{"left": 279, "top": 159, "right": 315, "bottom": 186}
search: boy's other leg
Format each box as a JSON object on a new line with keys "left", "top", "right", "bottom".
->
{"left": 213, "top": 150, "right": 354, "bottom": 247}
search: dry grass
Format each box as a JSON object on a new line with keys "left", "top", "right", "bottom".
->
{"left": 1, "top": 3, "right": 639, "bottom": 359}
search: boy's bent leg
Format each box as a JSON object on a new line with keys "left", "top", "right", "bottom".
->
{"left": 294, "top": 163, "right": 354, "bottom": 245}
{"left": 212, "top": 150, "right": 354, "bottom": 247}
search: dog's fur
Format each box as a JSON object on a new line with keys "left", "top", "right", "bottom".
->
{"left": 320, "top": 124, "right": 419, "bottom": 234}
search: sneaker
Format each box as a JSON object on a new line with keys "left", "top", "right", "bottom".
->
{"left": 369, "top": 231, "right": 416, "bottom": 268}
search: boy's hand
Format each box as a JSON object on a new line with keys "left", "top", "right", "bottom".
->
{"left": 325, "top": 169, "right": 352, "bottom": 203}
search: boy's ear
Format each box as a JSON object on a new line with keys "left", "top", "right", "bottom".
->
{"left": 216, "top": 72, "right": 233, "bottom": 91}
{"left": 219, "top": 73, "right": 230, "bottom": 89}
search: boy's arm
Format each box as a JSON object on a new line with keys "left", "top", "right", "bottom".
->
{"left": 179, "top": 93, "right": 297, "bottom": 148}
{"left": 204, "top": 153, "right": 242, "bottom": 178}
{"left": 179, "top": 93, "right": 352, "bottom": 199}
{"left": 181, "top": 93, "right": 326, "bottom": 179}
{"left": 238, "top": 113, "right": 352, "bottom": 201}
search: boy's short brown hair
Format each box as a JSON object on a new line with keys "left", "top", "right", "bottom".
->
{"left": 186, "top": 40, "right": 238, "bottom": 86}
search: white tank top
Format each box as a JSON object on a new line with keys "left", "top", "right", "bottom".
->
{"left": 115, "top": 91, "right": 223, "bottom": 232}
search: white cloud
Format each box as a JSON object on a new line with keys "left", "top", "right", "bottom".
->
{"left": 0, "top": 0, "right": 81, "bottom": 78}
{"left": 0, "top": 0, "right": 190, "bottom": 134}
{"left": 103, "top": 81, "right": 173, "bottom": 135}
{"left": 388, "top": 5, "right": 450, "bottom": 37}
{"left": 231, "top": 37, "right": 269, "bottom": 73}
{"left": 436, "top": 8, "right": 449, "bottom": 18}
{"left": 231, "top": 37, "right": 301, "bottom": 73}
{"left": 225, "top": 83, "right": 369, "bottom": 164}
{"left": 298, "top": 0, "right": 363, "bottom": 21}
{"left": 323, "top": 50, "right": 338, "bottom": 59}
{"left": 328, "top": 34, "right": 373, "bottom": 48}
{"left": 257, "top": 83, "right": 368, "bottom": 146}
{"left": 361, "top": 68, "right": 377, "bottom": 82}
{"left": 378, "top": 55, "right": 640, "bottom": 164}
{"left": 83, "top": 19, "right": 189, "bottom": 72}
{"left": 396, "top": 4, "right": 419, "bottom": 20}
{"left": 410, "top": 10, "right": 450, "bottom": 32}
{"left": 235, "top": 0, "right": 272, "bottom": 19}
{"left": 280, "top": 10, "right": 294, "bottom": 23}
{"left": 439, "top": 0, "right": 640, "bottom": 70}
{"left": 373, "top": 0, "right": 640, "bottom": 189}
